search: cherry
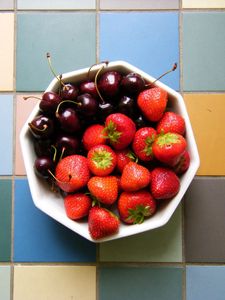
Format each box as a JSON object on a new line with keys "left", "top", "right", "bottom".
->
{"left": 29, "top": 115, "right": 54, "bottom": 139}
{"left": 56, "top": 107, "right": 81, "bottom": 133}
{"left": 121, "top": 73, "right": 145, "bottom": 95}
{"left": 98, "top": 70, "right": 122, "bottom": 98}
{"left": 98, "top": 102, "right": 114, "bottom": 121}
{"left": 79, "top": 81, "right": 98, "bottom": 98}
{"left": 33, "top": 139, "right": 52, "bottom": 157}
{"left": 61, "top": 83, "right": 79, "bottom": 100}
{"left": 135, "top": 114, "right": 149, "bottom": 129}
{"left": 77, "top": 93, "right": 98, "bottom": 117}
{"left": 118, "top": 95, "right": 136, "bottom": 118}
{"left": 34, "top": 156, "right": 55, "bottom": 179}
{"left": 55, "top": 134, "right": 80, "bottom": 157}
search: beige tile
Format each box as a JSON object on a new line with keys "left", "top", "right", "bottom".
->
{"left": 184, "top": 93, "right": 225, "bottom": 175}
{"left": 14, "top": 265, "right": 96, "bottom": 300}
{"left": 182, "top": 0, "right": 225, "bottom": 8}
{"left": 0, "top": 13, "right": 14, "bottom": 91}
{"left": 15, "top": 95, "right": 39, "bottom": 175}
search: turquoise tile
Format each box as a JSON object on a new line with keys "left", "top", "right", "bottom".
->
{"left": 186, "top": 266, "right": 225, "bottom": 300}
{"left": 0, "top": 95, "right": 13, "bottom": 175}
{"left": 99, "top": 266, "right": 183, "bottom": 300}
{"left": 17, "top": 0, "right": 95, "bottom": 10}
{"left": 100, "top": 12, "right": 179, "bottom": 90}
{"left": 14, "top": 179, "right": 96, "bottom": 262}
{"left": 16, "top": 13, "right": 96, "bottom": 91}
{"left": 0, "top": 180, "right": 12, "bottom": 262}
{"left": 183, "top": 12, "right": 225, "bottom": 91}
{"left": 100, "top": 205, "right": 182, "bottom": 262}
{"left": 0, "top": 266, "right": 11, "bottom": 300}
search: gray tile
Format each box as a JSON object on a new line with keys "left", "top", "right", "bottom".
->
{"left": 0, "top": 0, "right": 14, "bottom": 9}
{"left": 0, "top": 266, "right": 11, "bottom": 300}
{"left": 100, "top": 0, "right": 179, "bottom": 10}
{"left": 184, "top": 177, "right": 225, "bottom": 262}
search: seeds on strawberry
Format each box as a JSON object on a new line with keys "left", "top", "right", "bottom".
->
{"left": 82, "top": 124, "right": 107, "bottom": 151}
{"left": 156, "top": 111, "right": 186, "bottom": 135}
{"left": 173, "top": 150, "right": 190, "bottom": 175}
{"left": 64, "top": 193, "right": 92, "bottom": 220}
{"left": 115, "top": 148, "right": 137, "bottom": 173}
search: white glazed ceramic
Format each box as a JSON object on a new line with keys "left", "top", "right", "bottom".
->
{"left": 20, "top": 61, "right": 200, "bottom": 243}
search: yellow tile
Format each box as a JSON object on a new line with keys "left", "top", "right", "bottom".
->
{"left": 182, "top": 0, "right": 225, "bottom": 8}
{"left": 14, "top": 265, "right": 96, "bottom": 300}
{"left": 184, "top": 93, "right": 225, "bottom": 175}
{"left": 0, "top": 13, "right": 14, "bottom": 91}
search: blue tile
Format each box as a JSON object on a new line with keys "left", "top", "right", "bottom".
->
{"left": 100, "top": 12, "right": 179, "bottom": 90}
{"left": 0, "top": 95, "right": 13, "bottom": 175}
{"left": 99, "top": 266, "right": 183, "bottom": 300}
{"left": 186, "top": 266, "right": 225, "bottom": 300}
{"left": 14, "top": 179, "right": 96, "bottom": 262}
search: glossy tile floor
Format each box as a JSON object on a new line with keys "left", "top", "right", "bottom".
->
{"left": 0, "top": 1, "right": 225, "bottom": 299}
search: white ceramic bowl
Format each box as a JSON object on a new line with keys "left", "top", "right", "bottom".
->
{"left": 20, "top": 61, "right": 200, "bottom": 243}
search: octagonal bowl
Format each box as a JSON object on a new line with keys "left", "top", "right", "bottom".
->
{"left": 20, "top": 60, "right": 200, "bottom": 243}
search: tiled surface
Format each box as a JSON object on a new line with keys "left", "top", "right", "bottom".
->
{"left": 1, "top": 1, "right": 225, "bottom": 299}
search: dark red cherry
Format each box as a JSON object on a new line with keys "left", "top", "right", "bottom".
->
{"left": 39, "top": 91, "right": 62, "bottom": 114}
{"left": 118, "top": 95, "right": 136, "bottom": 117}
{"left": 135, "top": 114, "right": 149, "bottom": 129}
{"left": 77, "top": 93, "right": 98, "bottom": 116}
{"left": 98, "top": 102, "right": 114, "bottom": 121}
{"left": 61, "top": 83, "right": 79, "bottom": 100}
{"left": 98, "top": 71, "right": 122, "bottom": 98}
{"left": 33, "top": 139, "right": 52, "bottom": 157}
{"left": 57, "top": 108, "right": 81, "bottom": 133}
{"left": 29, "top": 115, "right": 54, "bottom": 139}
{"left": 79, "top": 81, "right": 98, "bottom": 98}
{"left": 34, "top": 156, "right": 55, "bottom": 178}
{"left": 121, "top": 73, "right": 145, "bottom": 96}
{"left": 55, "top": 134, "right": 80, "bottom": 156}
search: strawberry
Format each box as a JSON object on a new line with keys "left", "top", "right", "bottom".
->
{"left": 132, "top": 127, "right": 157, "bottom": 161}
{"left": 87, "top": 144, "right": 117, "bottom": 176}
{"left": 64, "top": 193, "right": 92, "bottom": 220}
{"left": 173, "top": 150, "right": 190, "bottom": 175}
{"left": 82, "top": 124, "right": 107, "bottom": 151}
{"left": 55, "top": 155, "right": 90, "bottom": 193}
{"left": 115, "top": 148, "right": 136, "bottom": 173}
{"left": 137, "top": 87, "right": 168, "bottom": 122}
{"left": 88, "top": 206, "right": 120, "bottom": 240}
{"left": 118, "top": 190, "right": 156, "bottom": 224}
{"left": 87, "top": 176, "right": 118, "bottom": 205}
{"left": 150, "top": 167, "right": 180, "bottom": 200}
{"left": 104, "top": 113, "right": 136, "bottom": 150}
{"left": 120, "top": 162, "right": 151, "bottom": 192}
{"left": 152, "top": 132, "right": 187, "bottom": 166}
{"left": 156, "top": 111, "right": 186, "bottom": 135}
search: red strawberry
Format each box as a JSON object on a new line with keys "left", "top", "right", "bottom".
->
{"left": 120, "top": 162, "right": 151, "bottom": 192}
{"left": 132, "top": 127, "right": 157, "bottom": 161}
{"left": 152, "top": 132, "right": 187, "bottom": 166}
{"left": 156, "top": 111, "right": 186, "bottom": 135}
{"left": 87, "top": 176, "right": 118, "bottom": 205}
{"left": 115, "top": 148, "right": 136, "bottom": 173}
{"left": 88, "top": 206, "right": 120, "bottom": 240}
{"left": 82, "top": 124, "right": 107, "bottom": 151}
{"left": 150, "top": 167, "right": 180, "bottom": 200}
{"left": 104, "top": 113, "right": 136, "bottom": 150}
{"left": 118, "top": 190, "right": 156, "bottom": 224}
{"left": 137, "top": 87, "right": 168, "bottom": 122}
{"left": 55, "top": 155, "right": 90, "bottom": 193}
{"left": 173, "top": 150, "right": 190, "bottom": 175}
{"left": 87, "top": 144, "right": 117, "bottom": 176}
{"left": 64, "top": 193, "right": 92, "bottom": 220}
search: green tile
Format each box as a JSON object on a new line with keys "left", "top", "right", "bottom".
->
{"left": 16, "top": 12, "right": 96, "bottom": 91}
{"left": 183, "top": 12, "right": 225, "bottom": 91}
{"left": 99, "top": 205, "right": 182, "bottom": 262}
{"left": 0, "top": 266, "right": 11, "bottom": 300}
{"left": 0, "top": 180, "right": 12, "bottom": 262}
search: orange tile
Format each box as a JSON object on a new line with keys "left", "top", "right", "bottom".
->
{"left": 0, "top": 13, "right": 14, "bottom": 91}
{"left": 15, "top": 95, "right": 39, "bottom": 175}
{"left": 184, "top": 93, "right": 225, "bottom": 175}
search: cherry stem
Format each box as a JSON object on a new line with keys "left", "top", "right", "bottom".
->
{"left": 146, "top": 63, "right": 177, "bottom": 88}
{"left": 47, "top": 169, "right": 72, "bottom": 183}
{"left": 94, "top": 61, "right": 109, "bottom": 104}
{"left": 55, "top": 100, "right": 81, "bottom": 118}
{"left": 23, "top": 96, "right": 42, "bottom": 101}
{"left": 46, "top": 52, "right": 67, "bottom": 89}
{"left": 59, "top": 147, "right": 66, "bottom": 160}
{"left": 28, "top": 123, "right": 47, "bottom": 132}
{"left": 87, "top": 60, "right": 109, "bottom": 80}
{"left": 51, "top": 145, "right": 57, "bottom": 162}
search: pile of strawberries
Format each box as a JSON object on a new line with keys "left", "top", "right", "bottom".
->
{"left": 53, "top": 86, "right": 190, "bottom": 240}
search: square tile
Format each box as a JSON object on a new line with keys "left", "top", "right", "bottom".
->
{"left": 100, "top": 0, "right": 179, "bottom": 10}
{"left": 0, "top": 95, "right": 13, "bottom": 175}
{"left": 0, "top": 266, "right": 11, "bottom": 300}
{"left": 99, "top": 205, "right": 182, "bottom": 262}
{"left": 186, "top": 266, "right": 225, "bottom": 300}
{"left": 99, "top": 266, "right": 183, "bottom": 300}
{"left": 14, "top": 178, "right": 96, "bottom": 262}
{"left": 183, "top": 0, "right": 225, "bottom": 8}
{"left": 17, "top": 0, "right": 95, "bottom": 9}
{"left": 16, "top": 12, "right": 96, "bottom": 91}
{"left": 15, "top": 95, "right": 39, "bottom": 175}
{"left": 100, "top": 12, "right": 179, "bottom": 90}
{"left": 0, "top": 13, "right": 14, "bottom": 91}
{"left": 0, "top": 0, "right": 14, "bottom": 9}
{"left": 184, "top": 93, "right": 225, "bottom": 175}
{"left": 184, "top": 177, "right": 225, "bottom": 262}
{"left": 183, "top": 12, "right": 225, "bottom": 91}
{"left": 0, "top": 180, "right": 12, "bottom": 262}
{"left": 14, "top": 265, "right": 96, "bottom": 300}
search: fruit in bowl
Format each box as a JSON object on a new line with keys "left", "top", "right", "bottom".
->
{"left": 20, "top": 58, "right": 199, "bottom": 242}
